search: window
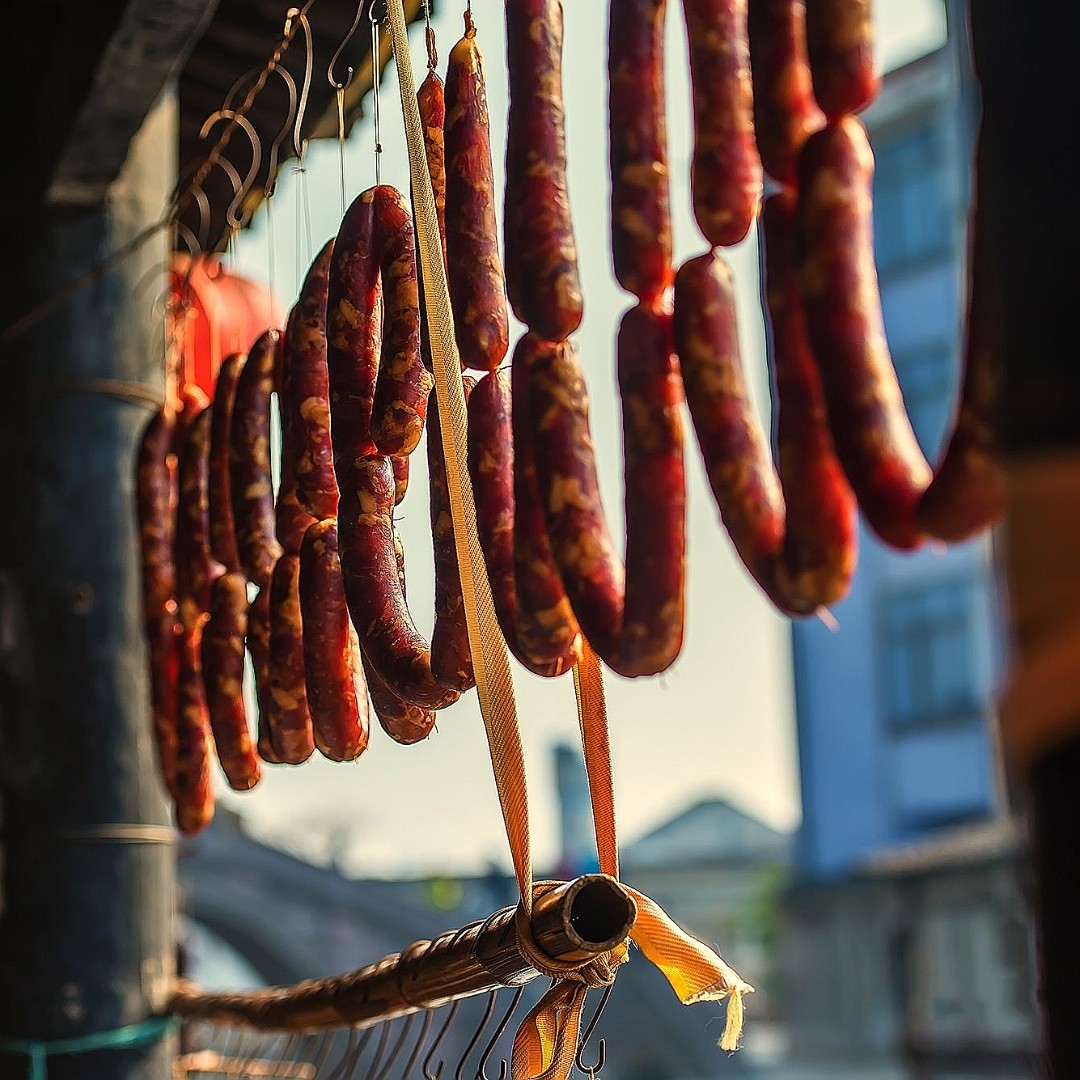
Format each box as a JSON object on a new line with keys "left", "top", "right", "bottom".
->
{"left": 873, "top": 125, "right": 951, "bottom": 275}
{"left": 880, "top": 579, "right": 981, "bottom": 731}
{"left": 893, "top": 342, "right": 954, "bottom": 457}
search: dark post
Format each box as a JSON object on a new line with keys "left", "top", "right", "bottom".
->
{"left": 0, "top": 93, "right": 177, "bottom": 1079}
{"left": 969, "top": 1, "right": 1080, "bottom": 1076}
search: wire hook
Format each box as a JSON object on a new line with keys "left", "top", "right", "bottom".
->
{"left": 422, "top": 1000, "right": 461, "bottom": 1080}
{"left": 284, "top": 7, "right": 314, "bottom": 157}
{"left": 327, "top": 0, "right": 366, "bottom": 92}
{"left": 574, "top": 984, "right": 613, "bottom": 1079}
{"left": 264, "top": 64, "right": 299, "bottom": 197}
{"left": 400, "top": 1009, "right": 434, "bottom": 1080}
{"left": 455, "top": 993, "right": 500, "bottom": 1080}
{"left": 373, "top": 1013, "right": 416, "bottom": 1080}
{"left": 199, "top": 110, "right": 263, "bottom": 231}
{"left": 476, "top": 985, "right": 524, "bottom": 1080}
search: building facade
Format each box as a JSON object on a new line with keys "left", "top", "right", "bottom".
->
{"left": 791, "top": 17, "right": 1002, "bottom": 888}
{"left": 781, "top": 9, "right": 1037, "bottom": 1073}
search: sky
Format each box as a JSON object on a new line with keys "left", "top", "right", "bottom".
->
{"left": 224, "top": 0, "right": 948, "bottom": 877}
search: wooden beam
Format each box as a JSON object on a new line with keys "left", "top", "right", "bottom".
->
{"left": 47, "top": 0, "right": 220, "bottom": 204}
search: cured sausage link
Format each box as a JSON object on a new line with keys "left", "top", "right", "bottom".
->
{"left": 230, "top": 329, "right": 283, "bottom": 587}
{"left": 608, "top": 0, "right": 672, "bottom": 303}
{"left": 747, "top": 0, "right": 825, "bottom": 184}
{"left": 615, "top": 304, "right": 686, "bottom": 676}
{"left": 338, "top": 455, "right": 460, "bottom": 710}
{"left": 176, "top": 405, "right": 223, "bottom": 633}
{"left": 520, "top": 334, "right": 623, "bottom": 663}
{"left": 674, "top": 252, "right": 785, "bottom": 597}
{"left": 202, "top": 571, "right": 260, "bottom": 791}
{"left": 299, "top": 519, "right": 369, "bottom": 761}
{"left": 510, "top": 356, "right": 585, "bottom": 672}
{"left": 798, "top": 118, "right": 930, "bottom": 550}
{"left": 523, "top": 329, "right": 686, "bottom": 675}
{"left": 175, "top": 628, "right": 215, "bottom": 835}
{"left": 917, "top": 157, "right": 1006, "bottom": 542}
{"left": 466, "top": 372, "right": 578, "bottom": 678}
{"left": 247, "top": 582, "right": 282, "bottom": 764}
{"left": 763, "top": 192, "right": 857, "bottom": 610}
{"left": 504, "top": 0, "right": 583, "bottom": 340}
{"left": 428, "top": 382, "right": 476, "bottom": 692}
{"left": 288, "top": 242, "right": 339, "bottom": 522}
{"left": 417, "top": 68, "right": 448, "bottom": 373}
{"left": 445, "top": 14, "right": 510, "bottom": 372}
{"left": 208, "top": 352, "right": 246, "bottom": 571}
{"left": 266, "top": 553, "right": 315, "bottom": 764}
{"left": 804, "top": 0, "right": 877, "bottom": 120}
{"left": 682, "top": 0, "right": 762, "bottom": 248}
{"left": 327, "top": 185, "right": 431, "bottom": 460}
{"left": 136, "top": 408, "right": 181, "bottom": 800}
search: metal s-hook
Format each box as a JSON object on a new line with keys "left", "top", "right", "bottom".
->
{"left": 575, "top": 983, "right": 613, "bottom": 1079}
{"left": 422, "top": 1000, "right": 461, "bottom": 1080}
{"left": 264, "top": 65, "right": 299, "bottom": 197}
{"left": 476, "top": 985, "right": 524, "bottom": 1080}
{"left": 455, "top": 993, "right": 500, "bottom": 1080}
{"left": 400, "top": 1009, "right": 434, "bottom": 1080}
{"left": 327, "top": 0, "right": 368, "bottom": 93}
{"left": 373, "top": 1013, "right": 416, "bottom": 1080}
{"left": 284, "top": 7, "right": 314, "bottom": 157}
{"left": 199, "top": 110, "right": 263, "bottom": 231}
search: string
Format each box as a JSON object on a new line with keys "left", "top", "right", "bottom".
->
{"left": 0, "top": 1016, "right": 175, "bottom": 1080}
{"left": 372, "top": 10, "right": 383, "bottom": 186}
{"left": 338, "top": 87, "right": 349, "bottom": 215}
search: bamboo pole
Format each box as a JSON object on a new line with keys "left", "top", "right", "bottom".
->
{"left": 170, "top": 875, "right": 636, "bottom": 1032}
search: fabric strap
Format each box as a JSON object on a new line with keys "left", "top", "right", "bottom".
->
{"left": 385, "top": 3, "right": 750, "bottom": 1072}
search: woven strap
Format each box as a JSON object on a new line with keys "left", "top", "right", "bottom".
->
{"left": 385, "top": 3, "right": 750, "bottom": 1071}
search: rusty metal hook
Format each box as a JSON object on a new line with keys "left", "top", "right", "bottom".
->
{"left": 574, "top": 984, "right": 613, "bottom": 1079}
{"left": 199, "top": 110, "right": 263, "bottom": 231}
{"left": 422, "top": 1000, "right": 461, "bottom": 1080}
{"left": 476, "top": 985, "right": 524, "bottom": 1080}
{"left": 455, "top": 993, "right": 500, "bottom": 1080}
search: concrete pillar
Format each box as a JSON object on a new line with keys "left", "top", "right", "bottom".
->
{"left": 0, "top": 90, "right": 178, "bottom": 1079}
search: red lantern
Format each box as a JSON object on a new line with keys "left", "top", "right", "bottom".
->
{"left": 170, "top": 254, "right": 282, "bottom": 398}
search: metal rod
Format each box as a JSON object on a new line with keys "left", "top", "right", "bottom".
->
{"left": 170, "top": 875, "right": 636, "bottom": 1033}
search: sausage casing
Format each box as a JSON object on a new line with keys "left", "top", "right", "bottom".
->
{"left": 763, "top": 192, "right": 857, "bottom": 610}
{"left": 175, "top": 628, "right": 215, "bottom": 836}
{"left": 518, "top": 334, "right": 623, "bottom": 662}
{"left": 504, "top": 0, "right": 583, "bottom": 340}
{"left": 608, "top": 0, "right": 673, "bottom": 302}
{"left": 683, "top": 0, "right": 762, "bottom": 247}
{"left": 230, "top": 329, "right": 283, "bottom": 586}
{"left": 299, "top": 519, "right": 370, "bottom": 761}
{"left": 798, "top": 119, "right": 930, "bottom": 550}
{"left": 288, "top": 242, "right": 339, "bottom": 522}
{"left": 136, "top": 408, "right": 181, "bottom": 799}
{"left": 748, "top": 0, "right": 825, "bottom": 184}
{"left": 445, "top": 18, "right": 510, "bottom": 372}
{"left": 674, "top": 251, "right": 785, "bottom": 594}
{"left": 804, "top": 0, "right": 878, "bottom": 120}
{"left": 208, "top": 352, "right": 246, "bottom": 572}
{"left": 176, "top": 405, "right": 222, "bottom": 632}
{"left": 266, "top": 552, "right": 315, "bottom": 764}
{"left": 615, "top": 303, "right": 686, "bottom": 676}
{"left": 202, "top": 571, "right": 260, "bottom": 790}
{"left": 327, "top": 186, "right": 431, "bottom": 459}
{"left": 338, "top": 455, "right": 459, "bottom": 710}
{"left": 428, "top": 381, "right": 476, "bottom": 691}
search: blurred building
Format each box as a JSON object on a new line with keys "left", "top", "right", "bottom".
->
{"left": 782, "top": 7, "right": 1036, "bottom": 1075}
